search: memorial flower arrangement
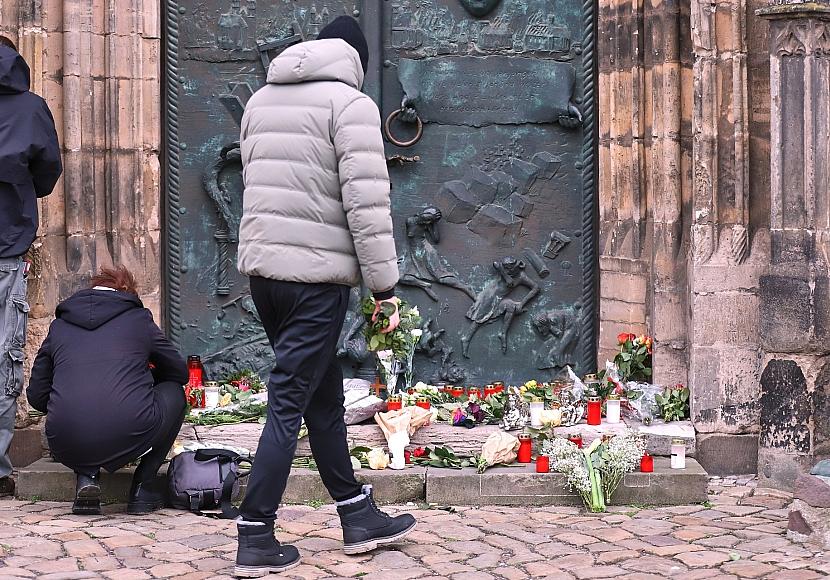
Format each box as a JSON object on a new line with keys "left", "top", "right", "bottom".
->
{"left": 612, "top": 333, "right": 653, "bottom": 382}
{"left": 542, "top": 431, "right": 646, "bottom": 512}
{"left": 361, "top": 296, "right": 422, "bottom": 392}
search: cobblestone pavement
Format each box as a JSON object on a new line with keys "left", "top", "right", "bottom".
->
{"left": 1, "top": 477, "right": 828, "bottom": 579}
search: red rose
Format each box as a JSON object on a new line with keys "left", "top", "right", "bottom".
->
{"left": 413, "top": 447, "right": 426, "bottom": 458}
{"left": 617, "top": 332, "right": 636, "bottom": 345}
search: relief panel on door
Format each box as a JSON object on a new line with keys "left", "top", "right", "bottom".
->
{"left": 164, "top": 0, "right": 597, "bottom": 383}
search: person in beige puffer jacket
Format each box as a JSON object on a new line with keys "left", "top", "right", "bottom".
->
{"left": 232, "top": 17, "right": 415, "bottom": 578}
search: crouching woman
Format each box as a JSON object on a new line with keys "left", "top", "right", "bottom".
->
{"left": 26, "top": 266, "right": 188, "bottom": 515}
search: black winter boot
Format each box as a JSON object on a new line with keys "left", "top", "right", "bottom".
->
{"left": 337, "top": 485, "right": 416, "bottom": 554}
{"left": 234, "top": 522, "right": 301, "bottom": 577}
{"left": 127, "top": 475, "right": 166, "bottom": 515}
{"left": 72, "top": 472, "right": 101, "bottom": 515}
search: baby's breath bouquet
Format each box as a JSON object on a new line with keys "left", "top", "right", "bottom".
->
{"left": 542, "top": 430, "right": 645, "bottom": 512}
{"left": 361, "top": 296, "right": 422, "bottom": 393}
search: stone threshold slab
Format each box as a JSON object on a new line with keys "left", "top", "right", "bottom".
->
{"left": 180, "top": 418, "right": 695, "bottom": 459}
{"left": 17, "top": 457, "right": 707, "bottom": 507}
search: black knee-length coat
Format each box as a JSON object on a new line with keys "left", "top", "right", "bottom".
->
{"left": 26, "top": 289, "right": 188, "bottom": 473}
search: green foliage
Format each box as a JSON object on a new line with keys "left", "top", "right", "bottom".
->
{"left": 186, "top": 401, "right": 268, "bottom": 426}
{"left": 349, "top": 446, "right": 373, "bottom": 468}
{"left": 655, "top": 385, "right": 690, "bottom": 422}
{"left": 412, "top": 446, "right": 471, "bottom": 469}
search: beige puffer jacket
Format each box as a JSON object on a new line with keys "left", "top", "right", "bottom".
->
{"left": 237, "top": 38, "right": 399, "bottom": 293}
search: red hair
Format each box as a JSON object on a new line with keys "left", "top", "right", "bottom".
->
{"left": 90, "top": 266, "right": 139, "bottom": 295}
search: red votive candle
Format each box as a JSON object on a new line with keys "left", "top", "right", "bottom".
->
{"left": 586, "top": 396, "right": 602, "bottom": 426}
{"left": 517, "top": 433, "right": 533, "bottom": 463}
{"left": 387, "top": 395, "right": 402, "bottom": 411}
{"left": 536, "top": 455, "right": 550, "bottom": 473}
{"left": 416, "top": 396, "right": 431, "bottom": 410}
{"left": 568, "top": 433, "right": 583, "bottom": 448}
{"left": 640, "top": 453, "right": 654, "bottom": 473}
{"left": 404, "top": 450, "right": 412, "bottom": 464}
{"left": 484, "top": 384, "right": 497, "bottom": 398}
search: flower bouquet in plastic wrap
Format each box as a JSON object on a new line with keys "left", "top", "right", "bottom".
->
{"left": 361, "top": 296, "right": 422, "bottom": 393}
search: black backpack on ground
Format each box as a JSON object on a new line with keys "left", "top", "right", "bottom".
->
{"left": 167, "top": 448, "right": 250, "bottom": 518}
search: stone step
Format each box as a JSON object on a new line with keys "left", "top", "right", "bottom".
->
{"left": 17, "top": 456, "right": 708, "bottom": 507}
{"left": 179, "top": 418, "right": 696, "bottom": 458}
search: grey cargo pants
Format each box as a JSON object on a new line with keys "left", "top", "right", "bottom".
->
{"left": 0, "top": 257, "right": 28, "bottom": 478}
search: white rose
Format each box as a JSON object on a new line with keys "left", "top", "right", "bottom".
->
{"left": 411, "top": 329, "right": 423, "bottom": 338}
{"left": 410, "top": 306, "right": 420, "bottom": 317}
{"left": 367, "top": 448, "right": 390, "bottom": 470}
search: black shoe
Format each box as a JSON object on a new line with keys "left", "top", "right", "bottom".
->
{"left": 337, "top": 485, "right": 416, "bottom": 555}
{"left": 234, "top": 522, "right": 301, "bottom": 577}
{"left": 127, "top": 476, "right": 166, "bottom": 515}
{"left": 0, "top": 476, "right": 15, "bottom": 497}
{"left": 72, "top": 472, "right": 101, "bottom": 515}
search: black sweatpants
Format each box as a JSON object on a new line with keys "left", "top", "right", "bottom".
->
{"left": 240, "top": 277, "right": 362, "bottom": 523}
{"left": 72, "top": 380, "right": 185, "bottom": 482}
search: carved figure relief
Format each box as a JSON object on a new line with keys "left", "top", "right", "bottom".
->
{"left": 459, "top": 0, "right": 502, "bottom": 18}
{"left": 461, "top": 256, "right": 541, "bottom": 357}
{"left": 399, "top": 207, "right": 476, "bottom": 300}
{"left": 203, "top": 142, "right": 243, "bottom": 295}
{"left": 532, "top": 303, "right": 582, "bottom": 370}
{"left": 217, "top": 0, "right": 249, "bottom": 50}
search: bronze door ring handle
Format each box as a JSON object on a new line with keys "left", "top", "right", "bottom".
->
{"left": 384, "top": 108, "right": 424, "bottom": 148}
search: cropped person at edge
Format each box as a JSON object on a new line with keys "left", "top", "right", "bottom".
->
{"left": 231, "top": 15, "right": 416, "bottom": 577}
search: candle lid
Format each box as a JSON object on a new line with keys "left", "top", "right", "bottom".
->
{"left": 416, "top": 395, "right": 430, "bottom": 401}
{"left": 518, "top": 432, "right": 532, "bottom": 440}
{"left": 494, "top": 381, "right": 504, "bottom": 386}
{"left": 671, "top": 438, "right": 686, "bottom": 445}
{"left": 388, "top": 394, "right": 402, "bottom": 401}
{"left": 587, "top": 396, "right": 602, "bottom": 402}
{"left": 204, "top": 381, "right": 219, "bottom": 388}
{"left": 607, "top": 393, "right": 621, "bottom": 400}
{"left": 583, "top": 373, "right": 598, "bottom": 380}
{"left": 530, "top": 396, "right": 544, "bottom": 403}
{"left": 568, "top": 432, "right": 582, "bottom": 439}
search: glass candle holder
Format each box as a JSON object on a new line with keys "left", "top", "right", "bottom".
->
{"left": 204, "top": 382, "right": 220, "bottom": 409}
{"left": 606, "top": 393, "right": 621, "bottom": 424}
{"left": 416, "top": 396, "right": 431, "bottom": 410}
{"left": 536, "top": 455, "right": 550, "bottom": 473}
{"left": 484, "top": 384, "right": 497, "bottom": 398}
{"left": 670, "top": 439, "right": 686, "bottom": 469}
{"left": 517, "top": 433, "right": 533, "bottom": 463}
{"left": 493, "top": 381, "right": 505, "bottom": 393}
{"left": 568, "top": 433, "right": 583, "bottom": 448}
{"left": 187, "top": 355, "right": 203, "bottom": 388}
{"left": 586, "top": 396, "right": 602, "bottom": 425}
{"left": 640, "top": 452, "right": 654, "bottom": 472}
{"left": 387, "top": 394, "right": 402, "bottom": 411}
{"left": 529, "top": 397, "right": 544, "bottom": 428}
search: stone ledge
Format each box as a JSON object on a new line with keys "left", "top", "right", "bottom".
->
{"left": 425, "top": 457, "right": 708, "bottom": 506}
{"left": 17, "top": 457, "right": 708, "bottom": 507}
{"left": 179, "top": 418, "right": 696, "bottom": 458}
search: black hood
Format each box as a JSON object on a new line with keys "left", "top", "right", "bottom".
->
{"left": 0, "top": 45, "right": 30, "bottom": 94}
{"left": 56, "top": 289, "right": 143, "bottom": 330}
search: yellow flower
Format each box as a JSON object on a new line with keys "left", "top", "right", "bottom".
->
{"left": 219, "top": 393, "right": 233, "bottom": 407}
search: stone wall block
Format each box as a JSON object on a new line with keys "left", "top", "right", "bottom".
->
{"left": 692, "top": 291, "right": 760, "bottom": 346}
{"left": 759, "top": 358, "right": 810, "bottom": 454}
{"left": 600, "top": 270, "right": 648, "bottom": 303}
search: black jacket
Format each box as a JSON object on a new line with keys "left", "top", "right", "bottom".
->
{"left": 27, "top": 289, "right": 188, "bottom": 473}
{"left": 0, "top": 45, "right": 62, "bottom": 258}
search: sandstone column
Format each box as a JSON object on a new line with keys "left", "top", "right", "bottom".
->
{"left": 757, "top": 0, "right": 830, "bottom": 488}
